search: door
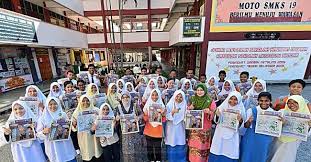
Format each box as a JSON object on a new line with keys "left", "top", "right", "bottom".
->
{"left": 37, "top": 54, "right": 52, "bottom": 80}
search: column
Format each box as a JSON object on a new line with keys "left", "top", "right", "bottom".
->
{"left": 48, "top": 48, "right": 57, "bottom": 78}
{"left": 43, "top": 2, "right": 51, "bottom": 23}
{"left": 31, "top": 48, "right": 42, "bottom": 81}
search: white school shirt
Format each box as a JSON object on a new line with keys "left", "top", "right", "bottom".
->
{"left": 87, "top": 73, "right": 100, "bottom": 87}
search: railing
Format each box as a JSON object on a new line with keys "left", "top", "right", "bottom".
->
{"left": 1, "top": 0, "right": 101, "bottom": 34}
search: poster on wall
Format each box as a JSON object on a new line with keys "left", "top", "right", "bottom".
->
{"left": 205, "top": 40, "right": 311, "bottom": 81}
{"left": 0, "top": 74, "right": 34, "bottom": 92}
{"left": 183, "top": 17, "right": 201, "bottom": 37}
{"left": 211, "top": 0, "right": 311, "bottom": 32}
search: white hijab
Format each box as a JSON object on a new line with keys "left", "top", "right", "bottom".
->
{"left": 41, "top": 97, "right": 66, "bottom": 127}
{"left": 125, "top": 82, "right": 136, "bottom": 93}
{"left": 99, "top": 103, "right": 115, "bottom": 118}
{"left": 6, "top": 101, "right": 36, "bottom": 147}
{"left": 218, "top": 80, "right": 236, "bottom": 96}
{"left": 166, "top": 90, "right": 187, "bottom": 125}
{"left": 143, "top": 89, "right": 165, "bottom": 127}
{"left": 246, "top": 79, "right": 267, "bottom": 98}
{"left": 181, "top": 79, "right": 193, "bottom": 91}
{"left": 25, "top": 85, "right": 47, "bottom": 103}
{"left": 217, "top": 91, "right": 246, "bottom": 139}
{"left": 48, "top": 82, "right": 63, "bottom": 98}
{"left": 116, "top": 79, "right": 126, "bottom": 93}
{"left": 206, "top": 76, "right": 218, "bottom": 88}
{"left": 143, "top": 79, "right": 159, "bottom": 100}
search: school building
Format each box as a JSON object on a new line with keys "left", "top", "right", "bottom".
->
{"left": 0, "top": 0, "right": 311, "bottom": 92}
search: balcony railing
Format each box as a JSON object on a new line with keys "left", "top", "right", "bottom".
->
{"left": 1, "top": 0, "right": 101, "bottom": 34}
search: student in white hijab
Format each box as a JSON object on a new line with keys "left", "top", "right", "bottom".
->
{"left": 37, "top": 97, "right": 76, "bottom": 162}
{"left": 25, "top": 85, "right": 47, "bottom": 118}
{"left": 244, "top": 79, "right": 267, "bottom": 111}
{"left": 116, "top": 79, "right": 126, "bottom": 94}
{"left": 206, "top": 76, "right": 219, "bottom": 101}
{"left": 71, "top": 95, "right": 103, "bottom": 161}
{"left": 142, "top": 79, "right": 159, "bottom": 103}
{"left": 2, "top": 101, "right": 46, "bottom": 162}
{"left": 217, "top": 80, "right": 236, "bottom": 106}
{"left": 48, "top": 82, "right": 63, "bottom": 99}
{"left": 157, "top": 76, "right": 167, "bottom": 92}
{"left": 94, "top": 103, "right": 120, "bottom": 162}
{"left": 209, "top": 91, "right": 246, "bottom": 162}
{"left": 142, "top": 89, "right": 165, "bottom": 162}
{"left": 165, "top": 90, "right": 187, "bottom": 162}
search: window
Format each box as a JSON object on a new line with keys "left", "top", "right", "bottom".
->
{"left": 38, "top": 6, "right": 43, "bottom": 14}
{"left": 25, "top": 1, "right": 31, "bottom": 11}
{"left": 32, "top": 4, "right": 37, "bottom": 12}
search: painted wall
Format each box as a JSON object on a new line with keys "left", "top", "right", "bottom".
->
{"left": 54, "top": 0, "right": 84, "bottom": 15}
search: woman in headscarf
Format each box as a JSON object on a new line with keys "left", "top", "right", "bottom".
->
{"left": 135, "top": 76, "right": 148, "bottom": 99}
{"left": 206, "top": 76, "right": 219, "bottom": 101}
{"left": 106, "top": 83, "right": 121, "bottom": 111}
{"left": 143, "top": 89, "right": 165, "bottom": 162}
{"left": 162, "top": 78, "right": 177, "bottom": 105}
{"left": 270, "top": 95, "right": 311, "bottom": 162}
{"left": 209, "top": 91, "right": 246, "bottom": 162}
{"left": 48, "top": 82, "right": 63, "bottom": 99}
{"left": 181, "top": 79, "right": 195, "bottom": 104}
{"left": 94, "top": 103, "right": 120, "bottom": 162}
{"left": 157, "top": 76, "right": 167, "bottom": 92}
{"left": 25, "top": 85, "right": 47, "bottom": 118}
{"left": 217, "top": 80, "right": 236, "bottom": 106}
{"left": 71, "top": 95, "right": 103, "bottom": 162}
{"left": 142, "top": 79, "right": 158, "bottom": 103}
{"left": 188, "top": 83, "right": 217, "bottom": 162}
{"left": 86, "top": 83, "right": 106, "bottom": 108}
{"left": 37, "top": 97, "right": 76, "bottom": 162}
{"left": 244, "top": 79, "right": 267, "bottom": 111}
{"left": 125, "top": 82, "right": 139, "bottom": 102}
{"left": 116, "top": 92, "right": 144, "bottom": 162}
{"left": 2, "top": 101, "right": 46, "bottom": 162}
{"left": 116, "top": 79, "right": 126, "bottom": 94}
{"left": 165, "top": 90, "right": 187, "bottom": 162}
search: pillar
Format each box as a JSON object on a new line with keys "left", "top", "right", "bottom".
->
{"left": 43, "top": 2, "right": 51, "bottom": 23}
{"left": 31, "top": 48, "right": 42, "bottom": 81}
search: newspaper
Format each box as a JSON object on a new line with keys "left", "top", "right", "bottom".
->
{"left": 282, "top": 112, "right": 310, "bottom": 141}
{"left": 185, "top": 110, "right": 204, "bottom": 130}
{"left": 255, "top": 110, "right": 283, "bottom": 137}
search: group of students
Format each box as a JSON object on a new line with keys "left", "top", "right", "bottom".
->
{"left": 1, "top": 64, "right": 311, "bottom": 162}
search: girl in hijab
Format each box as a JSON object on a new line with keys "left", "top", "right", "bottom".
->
{"left": 244, "top": 79, "right": 267, "bottom": 111}
{"left": 106, "top": 83, "right": 121, "bottom": 111}
{"left": 125, "top": 82, "right": 139, "bottom": 102}
{"left": 48, "top": 82, "right": 63, "bottom": 99}
{"left": 181, "top": 79, "right": 195, "bottom": 105}
{"left": 217, "top": 80, "right": 236, "bottom": 106}
{"left": 142, "top": 79, "right": 159, "bottom": 103}
{"left": 71, "top": 95, "right": 103, "bottom": 162}
{"left": 135, "top": 76, "right": 148, "bottom": 99}
{"left": 165, "top": 90, "right": 187, "bottom": 162}
{"left": 188, "top": 83, "right": 216, "bottom": 162}
{"left": 2, "top": 101, "right": 46, "bottom": 162}
{"left": 116, "top": 79, "right": 126, "bottom": 94}
{"left": 270, "top": 95, "right": 311, "bottom": 162}
{"left": 143, "top": 89, "right": 166, "bottom": 162}
{"left": 206, "top": 76, "right": 219, "bottom": 101}
{"left": 37, "top": 97, "right": 76, "bottom": 162}
{"left": 93, "top": 103, "right": 120, "bottom": 162}
{"left": 86, "top": 83, "right": 106, "bottom": 108}
{"left": 240, "top": 92, "right": 275, "bottom": 162}
{"left": 162, "top": 78, "right": 177, "bottom": 105}
{"left": 25, "top": 85, "right": 47, "bottom": 118}
{"left": 116, "top": 92, "right": 144, "bottom": 162}
{"left": 209, "top": 91, "right": 246, "bottom": 162}
{"left": 157, "top": 76, "right": 167, "bottom": 92}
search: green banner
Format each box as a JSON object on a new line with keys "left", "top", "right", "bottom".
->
{"left": 183, "top": 17, "right": 201, "bottom": 37}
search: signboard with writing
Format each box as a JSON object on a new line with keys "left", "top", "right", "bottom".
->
{"left": 183, "top": 17, "right": 201, "bottom": 37}
{"left": 205, "top": 40, "right": 311, "bottom": 81}
{"left": 0, "top": 12, "right": 37, "bottom": 43}
{"left": 211, "top": 0, "right": 311, "bottom": 32}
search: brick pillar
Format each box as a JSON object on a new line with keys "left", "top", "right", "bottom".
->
{"left": 63, "top": 11, "right": 69, "bottom": 28}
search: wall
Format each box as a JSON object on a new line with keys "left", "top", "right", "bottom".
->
{"left": 54, "top": 0, "right": 84, "bottom": 15}
{"left": 83, "top": 0, "right": 101, "bottom": 11}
